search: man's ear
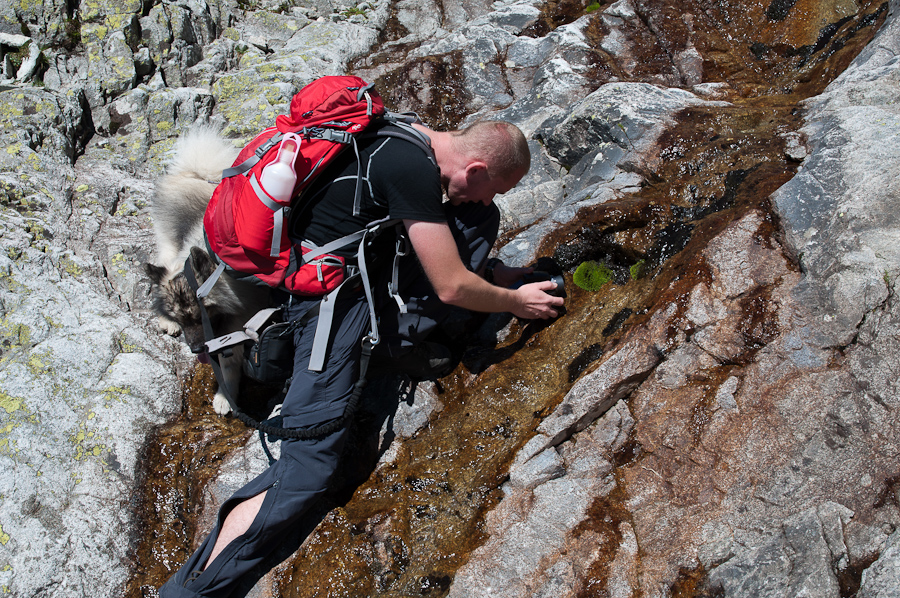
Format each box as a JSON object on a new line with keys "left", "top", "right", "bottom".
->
{"left": 464, "top": 161, "right": 489, "bottom": 182}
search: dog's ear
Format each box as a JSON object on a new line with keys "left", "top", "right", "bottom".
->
{"left": 144, "top": 263, "right": 168, "bottom": 285}
{"left": 189, "top": 246, "right": 216, "bottom": 281}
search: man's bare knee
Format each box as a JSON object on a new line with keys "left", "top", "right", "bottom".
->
{"left": 204, "top": 491, "right": 268, "bottom": 569}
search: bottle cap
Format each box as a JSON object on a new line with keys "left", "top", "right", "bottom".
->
{"left": 279, "top": 140, "right": 297, "bottom": 163}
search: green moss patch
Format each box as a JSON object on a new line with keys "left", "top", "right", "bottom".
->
{"left": 573, "top": 260, "right": 613, "bottom": 291}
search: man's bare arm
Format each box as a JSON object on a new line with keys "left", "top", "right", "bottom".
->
{"left": 404, "top": 219, "right": 563, "bottom": 320}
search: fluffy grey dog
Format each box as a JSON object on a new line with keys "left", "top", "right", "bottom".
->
{"left": 145, "top": 126, "right": 270, "bottom": 415}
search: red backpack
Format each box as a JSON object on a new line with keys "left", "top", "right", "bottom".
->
{"left": 204, "top": 75, "right": 425, "bottom": 295}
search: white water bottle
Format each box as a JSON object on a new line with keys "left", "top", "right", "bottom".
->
{"left": 259, "top": 133, "right": 300, "bottom": 201}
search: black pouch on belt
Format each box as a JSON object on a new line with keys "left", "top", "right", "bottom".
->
{"left": 243, "top": 319, "right": 295, "bottom": 387}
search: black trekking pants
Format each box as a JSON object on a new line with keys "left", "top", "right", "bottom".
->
{"left": 158, "top": 290, "right": 370, "bottom": 598}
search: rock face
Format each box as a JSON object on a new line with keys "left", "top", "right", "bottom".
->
{"left": 0, "top": 0, "right": 898, "bottom": 598}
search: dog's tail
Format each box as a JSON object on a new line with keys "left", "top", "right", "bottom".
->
{"left": 165, "top": 125, "right": 240, "bottom": 182}
{"left": 151, "top": 125, "right": 241, "bottom": 270}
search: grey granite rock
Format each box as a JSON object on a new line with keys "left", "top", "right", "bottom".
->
{"left": 858, "top": 529, "right": 900, "bottom": 598}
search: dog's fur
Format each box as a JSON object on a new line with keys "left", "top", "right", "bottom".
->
{"left": 145, "top": 126, "right": 269, "bottom": 415}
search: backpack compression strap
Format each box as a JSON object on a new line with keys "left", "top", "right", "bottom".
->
{"left": 221, "top": 127, "right": 361, "bottom": 180}
{"left": 222, "top": 132, "right": 283, "bottom": 179}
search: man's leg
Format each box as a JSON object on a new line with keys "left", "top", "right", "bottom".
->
{"left": 159, "top": 292, "right": 371, "bottom": 597}
{"left": 205, "top": 490, "right": 267, "bottom": 567}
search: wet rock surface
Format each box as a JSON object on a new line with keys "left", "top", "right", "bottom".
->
{"left": 0, "top": 0, "right": 898, "bottom": 597}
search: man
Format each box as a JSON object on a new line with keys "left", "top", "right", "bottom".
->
{"left": 159, "top": 119, "right": 564, "bottom": 597}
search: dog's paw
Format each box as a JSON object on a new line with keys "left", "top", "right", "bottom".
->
{"left": 213, "top": 391, "right": 232, "bottom": 415}
{"left": 157, "top": 315, "right": 182, "bottom": 337}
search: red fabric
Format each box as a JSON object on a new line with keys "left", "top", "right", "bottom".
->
{"left": 203, "top": 76, "right": 384, "bottom": 292}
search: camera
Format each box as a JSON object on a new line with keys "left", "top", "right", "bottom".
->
{"left": 520, "top": 271, "right": 567, "bottom": 298}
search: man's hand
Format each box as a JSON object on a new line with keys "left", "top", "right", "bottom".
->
{"left": 512, "top": 280, "right": 565, "bottom": 320}
{"left": 486, "top": 261, "right": 565, "bottom": 319}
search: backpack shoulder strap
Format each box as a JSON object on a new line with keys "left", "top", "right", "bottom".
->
{"left": 347, "top": 117, "right": 436, "bottom": 217}
{"left": 362, "top": 114, "right": 437, "bottom": 166}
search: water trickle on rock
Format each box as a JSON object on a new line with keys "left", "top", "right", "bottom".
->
{"left": 125, "top": 366, "right": 252, "bottom": 596}
{"left": 372, "top": 51, "right": 473, "bottom": 131}
{"left": 127, "top": 0, "right": 888, "bottom": 596}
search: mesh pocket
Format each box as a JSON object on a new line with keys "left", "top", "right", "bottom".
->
{"left": 284, "top": 244, "right": 346, "bottom": 296}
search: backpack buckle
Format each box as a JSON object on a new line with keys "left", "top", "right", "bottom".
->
{"left": 320, "top": 129, "right": 353, "bottom": 144}
{"left": 255, "top": 133, "right": 283, "bottom": 158}
{"left": 300, "top": 127, "right": 352, "bottom": 144}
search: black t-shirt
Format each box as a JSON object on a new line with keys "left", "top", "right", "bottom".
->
{"left": 289, "top": 131, "right": 445, "bottom": 256}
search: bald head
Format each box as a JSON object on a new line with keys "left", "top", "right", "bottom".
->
{"left": 451, "top": 121, "right": 531, "bottom": 180}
